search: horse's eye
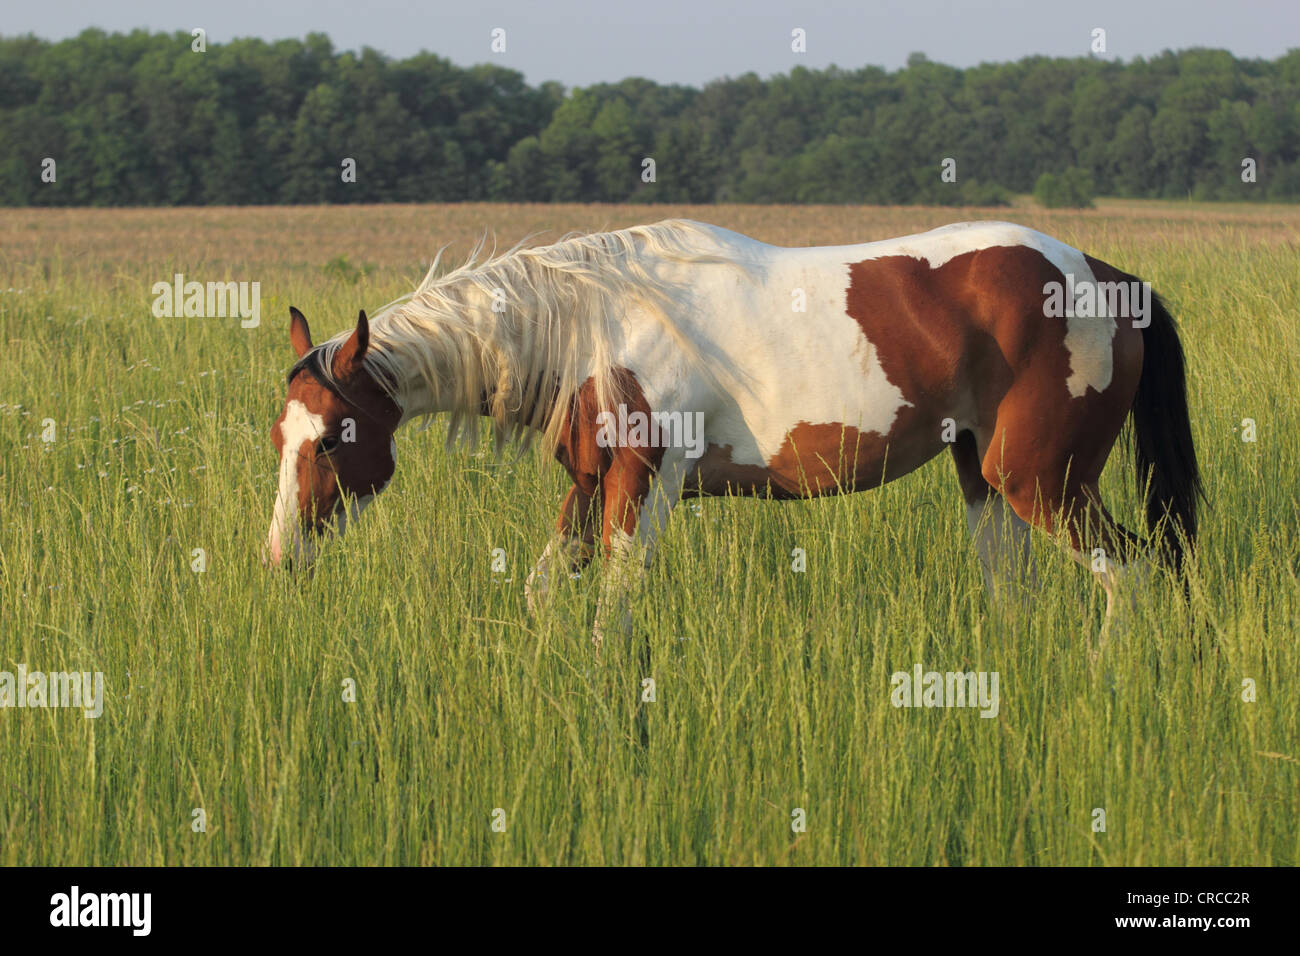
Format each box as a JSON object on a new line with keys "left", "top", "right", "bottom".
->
{"left": 318, "top": 435, "right": 340, "bottom": 455}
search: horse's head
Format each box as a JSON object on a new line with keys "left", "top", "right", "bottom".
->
{"left": 264, "top": 307, "right": 401, "bottom": 568}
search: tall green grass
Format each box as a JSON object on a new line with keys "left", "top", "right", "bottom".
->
{"left": 0, "top": 208, "right": 1296, "bottom": 865}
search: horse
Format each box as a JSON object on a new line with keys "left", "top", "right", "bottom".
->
{"left": 264, "top": 219, "right": 1202, "bottom": 642}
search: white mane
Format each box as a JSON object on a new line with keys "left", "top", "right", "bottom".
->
{"left": 316, "top": 219, "right": 730, "bottom": 451}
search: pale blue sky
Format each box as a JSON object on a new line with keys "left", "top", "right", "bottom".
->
{"left": 5, "top": 0, "right": 1297, "bottom": 87}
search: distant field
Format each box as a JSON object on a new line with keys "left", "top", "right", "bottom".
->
{"left": 1, "top": 200, "right": 1297, "bottom": 865}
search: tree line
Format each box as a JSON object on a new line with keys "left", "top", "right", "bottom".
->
{"left": 1, "top": 30, "right": 1297, "bottom": 206}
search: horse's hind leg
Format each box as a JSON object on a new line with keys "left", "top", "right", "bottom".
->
{"left": 1064, "top": 482, "right": 1154, "bottom": 634}
{"left": 950, "top": 431, "right": 1036, "bottom": 602}
{"left": 525, "top": 483, "right": 599, "bottom": 614}
{"left": 979, "top": 378, "right": 1151, "bottom": 636}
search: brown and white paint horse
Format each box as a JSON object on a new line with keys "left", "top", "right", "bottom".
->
{"left": 265, "top": 220, "right": 1201, "bottom": 641}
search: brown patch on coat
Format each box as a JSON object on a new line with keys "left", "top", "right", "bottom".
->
{"left": 552, "top": 367, "right": 664, "bottom": 547}
{"left": 961, "top": 247, "right": 1142, "bottom": 545}
{"left": 686, "top": 426, "right": 897, "bottom": 499}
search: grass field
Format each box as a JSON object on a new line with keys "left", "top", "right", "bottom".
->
{"left": 1, "top": 200, "right": 1297, "bottom": 865}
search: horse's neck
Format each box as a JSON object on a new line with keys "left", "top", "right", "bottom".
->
{"left": 375, "top": 314, "right": 543, "bottom": 430}
{"left": 391, "top": 378, "right": 437, "bottom": 427}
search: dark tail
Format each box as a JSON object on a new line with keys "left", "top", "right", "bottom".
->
{"left": 1131, "top": 290, "right": 1204, "bottom": 573}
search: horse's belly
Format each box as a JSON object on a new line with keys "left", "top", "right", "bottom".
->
{"left": 686, "top": 418, "right": 943, "bottom": 499}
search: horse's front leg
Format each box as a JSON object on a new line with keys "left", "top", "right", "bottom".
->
{"left": 592, "top": 448, "right": 687, "bottom": 648}
{"left": 525, "top": 483, "right": 598, "bottom": 614}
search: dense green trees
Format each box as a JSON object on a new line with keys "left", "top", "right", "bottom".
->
{"left": 1, "top": 30, "right": 1296, "bottom": 206}
{"left": 1034, "top": 168, "right": 1096, "bottom": 208}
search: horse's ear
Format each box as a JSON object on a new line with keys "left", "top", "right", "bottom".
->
{"left": 289, "top": 307, "right": 313, "bottom": 358}
{"left": 332, "top": 310, "right": 370, "bottom": 379}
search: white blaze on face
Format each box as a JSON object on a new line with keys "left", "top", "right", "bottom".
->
{"left": 265, "top": 399, "right": 326, "bottom": 566}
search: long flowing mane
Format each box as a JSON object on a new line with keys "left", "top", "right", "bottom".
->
{"left": 306, "top": 219, "right": 731, "bottom": 451}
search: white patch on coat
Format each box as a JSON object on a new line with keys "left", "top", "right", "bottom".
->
{"left": 265, "top": 399, "right": 325, "bottom": 565}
